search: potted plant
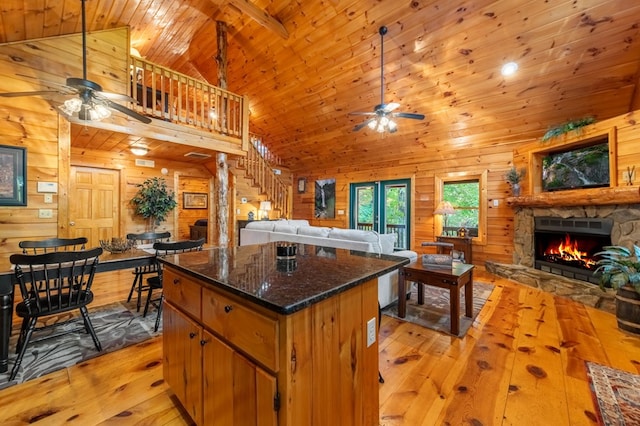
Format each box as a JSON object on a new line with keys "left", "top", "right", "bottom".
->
{"left": 130, "top": 177, "right": 178, "bottom": 231}
{"left": 505, "top": 166, "right": 526, "bottom": 196}
{"left": 594, "top": 244, "right": 640, "bottom": 335}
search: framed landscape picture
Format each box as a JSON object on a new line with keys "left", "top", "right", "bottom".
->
{"left": 184, "top": 192, "right": 208, "bottom": 209}
{"left": 0, "top": 145, "right": 26, "bottom": 206}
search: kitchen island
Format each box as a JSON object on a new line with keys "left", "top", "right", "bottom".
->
{"left": 158, "top": 242, "right": 409, "bottom": 426}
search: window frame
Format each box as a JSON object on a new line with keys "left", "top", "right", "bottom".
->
{"left": 435, "top": 170, "right": 487, "bottom": 245}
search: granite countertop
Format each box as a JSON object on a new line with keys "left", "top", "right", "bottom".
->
{"left": 158, "top": 242, "right": 410, "bottom": 314}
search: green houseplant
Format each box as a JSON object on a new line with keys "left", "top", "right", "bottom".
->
{"left": 594, "top": 244, "right": 640, "bottom": 335}
{"left": 130, "top": 177, "right": 178, "bottom": 231}
{"left": 505, "top": 166, "right": 526, "bottom": 196}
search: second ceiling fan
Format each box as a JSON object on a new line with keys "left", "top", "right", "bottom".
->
{"left": 350, "top": 26, "right": 425, "bottom": 133}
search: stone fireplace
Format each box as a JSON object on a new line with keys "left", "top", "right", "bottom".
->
{"left": 486, "top": 202, "right": 640, "bottom": 313}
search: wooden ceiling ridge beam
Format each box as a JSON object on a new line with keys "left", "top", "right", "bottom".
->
{"left": 224, "top": 0, "right": 289, "bottom": 40}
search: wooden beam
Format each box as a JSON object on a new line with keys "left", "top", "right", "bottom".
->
{"left": 507, "top": 186, "right": 640, "bottom": 208}
{"left": 227, "top": 0, "right": 289, "bottom": 40}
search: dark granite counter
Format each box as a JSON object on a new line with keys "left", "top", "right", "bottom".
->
{"left": 158, "top": 242, "right": 409, "bottom": 314}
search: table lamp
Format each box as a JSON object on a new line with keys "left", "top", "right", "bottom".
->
{"left": 259, "top": 200, "right": 272, "bottom": 220}
{"left": 434, "top": 201, "right": 456, "bottom": 235}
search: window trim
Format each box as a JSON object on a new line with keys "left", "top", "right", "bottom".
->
{"left": 435, "top": 170, "right": 487, "bottom": 245}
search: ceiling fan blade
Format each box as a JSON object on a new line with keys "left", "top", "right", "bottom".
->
{"left": 381, "top": 102, "right": 400, "bottom": 112}
{"left": 393, "top": 112, "right": 426, "bottom": 120}
{"left": 353, "top": 118, "right": 375, "bottom": 132}
{"left": 105, "top": 99, "right": 152, "bottom": 124}
{"left": 94, "top": 91, "right": 137, "bottom": 104}
{"left": 0, "top": 90, "right": 64, "bottom": 98}
{"left": 349, "top": 111, "right": 376, "bottom": 116}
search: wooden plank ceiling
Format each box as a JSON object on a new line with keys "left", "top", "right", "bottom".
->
{"left": 1, "top": 0, "right": 639, "bottom": 172}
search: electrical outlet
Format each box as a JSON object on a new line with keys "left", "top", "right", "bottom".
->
{"left": 38, "top": 209, "right": 53, "bottom": 219}
{"left": 493, "top": 199, "right": 499, "bottom": 207}
{"left": 366, "top": 317, "right": 376, "bottom": 347}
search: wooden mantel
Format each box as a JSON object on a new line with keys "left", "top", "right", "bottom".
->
{"left": 507, "top": 186, "right": 640, "bottom": 208}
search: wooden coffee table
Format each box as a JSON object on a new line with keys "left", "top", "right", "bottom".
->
{"left": 398, "top": 261, "right": 475, "bottom": 336}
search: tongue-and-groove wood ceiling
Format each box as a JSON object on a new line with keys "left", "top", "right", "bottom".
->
{"left": 1, "top": 1, "right": 639, "bottom": 172}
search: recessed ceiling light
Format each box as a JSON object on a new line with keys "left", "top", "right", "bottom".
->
{"left": 501, "top": 62, "right": 518, "bottom": 76}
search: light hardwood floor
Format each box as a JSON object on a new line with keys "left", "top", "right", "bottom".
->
{"left": 0, "top": 267, "right": 638, "bottom": 425}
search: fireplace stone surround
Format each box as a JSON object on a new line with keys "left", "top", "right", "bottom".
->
{"left": 486, "top": 204, "right": 640, "bottom": 314}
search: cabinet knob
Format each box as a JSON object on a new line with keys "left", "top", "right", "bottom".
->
{"left": 189, "top": 332, "right": 196, "bottom": 339}
{"left": 224, "top": 305, "right": 233, "bottom": 313}
{"left": 173, "top": 278, "right": 180, "bottom": 285}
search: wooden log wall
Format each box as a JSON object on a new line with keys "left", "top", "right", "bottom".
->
{"left": 291, "top": 109, "right": 640, "bottom": 266}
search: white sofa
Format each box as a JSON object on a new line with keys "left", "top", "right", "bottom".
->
{"left": 240, "top": 219, "right": 417, "bottom": 308}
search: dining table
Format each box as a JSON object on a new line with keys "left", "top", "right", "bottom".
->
{"left": 0, "top": 247, "right": 157, "bottom": 374}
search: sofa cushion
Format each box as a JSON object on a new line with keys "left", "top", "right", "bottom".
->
{"left": 285, "top": 219, "right": 310, "bottom": 227}
{"left": 378, "top": 233, "right": 397, "bottom": 254}
{"left": 273, "top": 223, "right": 298, "bottom": 234}
{"left": 328, "top": 228, "right": 382, "bottom": 251}
{"left": 245, "top": 221, "right": 276, "bottom": 231}
{"left": 297, "top": 226, "right": 331, "bottom": 238}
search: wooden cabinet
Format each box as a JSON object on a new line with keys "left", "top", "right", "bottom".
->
{"left": 162, "top": 264, "right": 379, "bottom": 426}
{"left": 163, "top": 270, "right": 278, "bottom": 426}
{"left": 436, "top": 235, "right": 473, "bottom": 264}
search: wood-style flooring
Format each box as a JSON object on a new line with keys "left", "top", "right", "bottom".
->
{"left": 0, "top": 267, "right": 638, "bottom": 425}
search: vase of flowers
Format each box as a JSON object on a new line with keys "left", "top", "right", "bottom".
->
{"left": 505, "top": 166, "right": 526, "bottom": 196}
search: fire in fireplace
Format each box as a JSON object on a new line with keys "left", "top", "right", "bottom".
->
{"left": 534, "top": 217, "right": 613, "bottom": 284}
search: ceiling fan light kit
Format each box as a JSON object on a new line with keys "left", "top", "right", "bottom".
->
{"left": 350, "top": 26, "right": 425, "bottom": 133}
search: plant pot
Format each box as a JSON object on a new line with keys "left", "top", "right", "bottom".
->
{"left": 615, "top": 285, "right": 640, "bottom": 335}
{"left": 511, "top": 183, "right": 521, "bottom": 197}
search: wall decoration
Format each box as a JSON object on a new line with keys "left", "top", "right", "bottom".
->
{"left": 297, "top": 177, "right": 306, "bottom": 193}
{"left": 0, "top": 145, "right": 26, "bottom": 206}
{"left": 315, "top": 178, "right": 336, "bottom": 219}
{"left": 184, "top": 192, "right": 208, "bottom": 209}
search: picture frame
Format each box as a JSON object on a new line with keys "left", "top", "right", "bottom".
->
{"left": 183, "top": 192, "right": 208, "bottom": 209}
{"left": 297, "top": 177, "right": 306, "bottom": 193}
{"left": 0, "top": 145, "right": 26, "bottom": 206}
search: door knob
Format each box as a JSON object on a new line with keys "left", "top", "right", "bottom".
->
{"left": 69, "top": 221, "right": 75, "bottom": 226}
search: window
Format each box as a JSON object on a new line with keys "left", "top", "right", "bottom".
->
{"left": 435, "top": 171, "right": 487, "bottom": 244}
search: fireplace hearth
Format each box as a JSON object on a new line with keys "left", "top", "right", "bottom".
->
{"left": 534, "top": 216, "right": 612, "bottom": 284}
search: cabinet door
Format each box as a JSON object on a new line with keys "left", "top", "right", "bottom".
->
{"left": 203, "top": 329, "right": 277, "bottom": 426}
{"left": 163, "top": 303, "right": 203, "bottom": 425}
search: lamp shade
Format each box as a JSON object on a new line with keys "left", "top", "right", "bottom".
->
{"left": 434, "top": 201, "right": 456, "bottom": 215}
{"left": 259, "top": 201, "right": 272, "bottom": 211}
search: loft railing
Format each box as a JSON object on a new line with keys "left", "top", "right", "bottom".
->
{"left": 130, "top": 56, "right": 245, "bottom": 138}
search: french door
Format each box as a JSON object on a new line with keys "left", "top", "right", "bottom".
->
{"left": 349, "top": 179, "right": 411, "bottom": 250}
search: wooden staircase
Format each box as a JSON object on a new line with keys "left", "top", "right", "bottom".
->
{"left": 234, "top": 136, "right": 292, "bottom": 219}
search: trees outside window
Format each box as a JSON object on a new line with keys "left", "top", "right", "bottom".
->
{"left": 435, "top": 171, "right": 487, "bottom": 243}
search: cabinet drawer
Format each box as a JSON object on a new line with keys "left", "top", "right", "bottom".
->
{"left": 202, "top": 287, "right": 279, "bottom": 372}
{"left": 163, "top": 267, "right": 202, "bottom": 320}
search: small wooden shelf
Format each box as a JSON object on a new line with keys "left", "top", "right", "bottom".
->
{"left": 507, "top": 186, "right": 640, "bottom": 208}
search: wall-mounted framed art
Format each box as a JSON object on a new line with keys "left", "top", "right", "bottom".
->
{"left": 298, "top": 177, "right": 306, "bottom": 193}
{"left": 314, "top": 178, "right": 336, "bottom": 219}
{"left": 0, "top": 145, "right": 26, "bottom": 206}
{"left": 183, "top": 192, "right": 208, "bottom": 209}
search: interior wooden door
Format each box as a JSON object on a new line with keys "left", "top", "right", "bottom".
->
{"left": 69, "top": 166, "right": 120, "bottom": 247}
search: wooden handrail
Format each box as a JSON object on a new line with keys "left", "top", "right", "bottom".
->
{"left": 130, "top": 56, "right": 245, "bottom": 138}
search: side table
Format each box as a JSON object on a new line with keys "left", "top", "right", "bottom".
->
{"left": 398, "top": 261, "right": 475, "bottom": 336}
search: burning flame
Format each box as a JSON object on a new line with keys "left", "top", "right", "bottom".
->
{"left": 544, "top": 234, "right": 596, "bottom": 268}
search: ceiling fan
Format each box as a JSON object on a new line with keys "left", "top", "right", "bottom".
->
{"left": 0, "top": 0, "right": 150, "bottom": 124}
{"left": 350, "top": 26, "right": 425, "bottom": 133}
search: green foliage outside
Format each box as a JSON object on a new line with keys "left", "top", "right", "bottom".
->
{"left": 356, "top": 185, "right": 407, "bottom": 225}
{"left": 444, "top": 181, "right": 479, "bottom": 229}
